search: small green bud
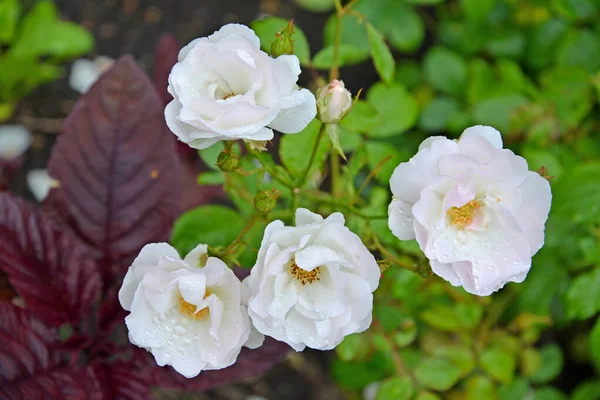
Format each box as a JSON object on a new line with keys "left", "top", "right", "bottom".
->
{"left": 253, "top": 189, "right": 280, "bottom": 214}
{"left": 270, "top": 20, "right": 295, "bottom": 57}
{"left": 217, "top": 149, "right": 239, "bottom": 172}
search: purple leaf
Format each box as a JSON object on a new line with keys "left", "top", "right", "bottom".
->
{"left": 0, "top": 193, "right": 100, "bottom": 327}
{"left": 97, "top": 287, "right": 127, "bottom": 335}
{"left": 45, "top": 55, "right": 181, "bottom": 278}
{"left": 0, "top": 304, "right": 107, "bottom": 400}
{"left": 148, "top": 337, "right": 290, "bottom": 391}
{"left": 105, "top": 360, "right": 150, "bottom": 400}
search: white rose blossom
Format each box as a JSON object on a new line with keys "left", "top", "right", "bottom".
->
{"left": 244, "top": 208, "right": 380, "bottom": 351}
{"left": 388, "top": 126, "right": 552, "bottom": 296}
{"left": 165, "top": 24, "right": 317, "bottom": 150}
{"left": 119, "top": 243, "right": 263, "bottom": 378}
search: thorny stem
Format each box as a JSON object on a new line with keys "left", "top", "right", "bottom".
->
{"left": 349, "top": 155, "right": 392, "bottom": 207}
{"left": 245, "top": 143, "right": 294, "bottom": 189}
{"left": 330, "top": 0, "right": 361, "bottom": 80}
{"left": 373, "top": 237, "right": 418, "bottom": 273}
{"left": 373, "top": 322, "right": 413, "bottom": 380}
{"left": 297, "top": 123, "right": 326, "bottom": 188}
{"left": 309, "top": 190, "right": 383, "bottom": 219}
{"left": 330, "top": 149, "right": 341, "bottom": 197}
{"left": 224, "top": 215, "right": 259, "bottom": 255}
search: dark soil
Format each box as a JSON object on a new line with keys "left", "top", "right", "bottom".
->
{"left": 7, "top": 0, "right": 378, "bottom": 398}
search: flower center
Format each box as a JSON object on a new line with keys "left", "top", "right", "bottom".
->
{"left": 447, "top": 200, "right": 481, "bottom": 228}
{"left": 178, "top": 290, "right": 211, "bottom": 320}
{"left": 288, "top": 259, "right": 321, "bottom": 285}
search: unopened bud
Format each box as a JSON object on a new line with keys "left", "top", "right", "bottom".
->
{"left": 270, "top": 20, "right": 295, "bottom": 57}
{"left": 317, "top": 80, "right": 353, "bottom": 124}
{"left": 217, "top": 149, "right": 239, "bottom": 172}
{"left": 253, "top": 189, "right": 279, "bottom": 214}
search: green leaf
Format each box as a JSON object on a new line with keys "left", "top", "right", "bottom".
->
{"left": 0, "top": 55, "right": 62, "bottom": 102}
{"left": 323, "top": 0, "right": 424, "bottom": 54}
{"left": 566, "top": 267, "right": 600, "bottom": 320}
{"left": 340, "top": 100, "right": 380, "bottom": 133}
{"left": 530, "top": 344, "right": 563, "bottom": 384}
{"left": 424, "top": 47, "right": 468, "bottom": 96}
{"left": 366, "top": 23, "right": 396, "bottom": 85}
{"left": 376, "top": 377, "right": 414, "bottom": 400}
{"left": 339, "top": 126, "right": 362, "bottom": 152}
{"left": 196, "top": 171, "right": 225, "bottom": 186}
{"left": 279, "top": 119, "right": 327, "bottom": 177}
{"left": 171, "top": 205, "right": 245, "bottom": 255}
{"left": 12, "top": 0, "right": 93, "bottom": 60}
{"left": 393, "top": 321, "right": 417, "bottom": 347}
{"left": 295, "top": 0, "right": 335, "bottom": 13}
{"left": 374, "top": 304, "right": 405, "bottom": 331}
{"left": 461, "top": 0, "right": 498, "bottom": 20}
{"left": 555, "top": 29, "right": 600, "bottom": 73}
{"left": 472, "top": 94, "right": 527, "bottom": 132}
{"left": 434, "top": 345, "right": 475, "bottom": 377}
{"left": 499, "top": 378, "right": 532, "bottom": 400}
{"left": 486, "top": 29, "right": 526, "bottom": 59}
{"left": 553, "top": 163, "right": 600, "bottom": 224}
{"left": 526, "top": 19, "right": 568, "bottom": 71}
{"left": 553, "top": 0, "right": 598, "bottom": 22}
{"left": 533, "top": 387, "right": 567, "bottom": 400}
{"left": 395, "top": 61, "right": 422, "bottom": 89}
{"left": 481, "top": 348, "right": 517, "bottom": 383}
{"left": 419, "top": 97, "right": 461, "bottom": 132}
{"left": 251, "top": 17, "right": 310, "bottom": 65}
{"left": 521, "top": 148, "right": 563, "bottom": 180}
{"left": 405, "top": 0, "right": 445, "bottom": 4}
{"left": 365, "top": 141, "right": 408, "bottom": 184}
{"left": 539, "top": 66, "right": 593, "bottom": 131}
{"left": 590, "top": 317, "right": 600, "bottom": 371}
{"left": 415, "top": 357, "right": 462, "bottom": 391}
{"left": 571, "top": 381, "right": 600, "bottom": 400}
{"left": 237, "top": 219, "right": 267, "bottom": 267}
{"left": 332, "top": 352, "right": 394, "bottom": 390}
{"left": 465, "top": 375, "right": 497, "bottom": 400}
{"left": 422, "top": 303, "right": 482, "bottom": 332}
{"left": 384, "top": 4, "right": 425, "bottom": 53}
{"left": 0, "top": 0, "right": 20, "bottom": 43}
{"left": 415, "top": 392, "right": 441, "bottom": 400}
{"left": 312, "top": 44, "right": 370, "bottom": 69}
{"left": 366, "top": 83, "right": 419, "bottom": 137}
{"left": 439, "top": 20, "right": 486, "bottom": 56}
{"left": 336, "top": 333, "right": 369, "bottom": 362}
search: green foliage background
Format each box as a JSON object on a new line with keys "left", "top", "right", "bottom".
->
{"left": 0, "top": 0, "right": 93, "bottom": 121}
{"left": 176, "top": 0, "right": 600, "bottom": 398}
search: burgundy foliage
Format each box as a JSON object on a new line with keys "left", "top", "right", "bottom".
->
{"left": 45, "top": 55, "right": 181, "bottom": 278}
{"left": 0, "top": 193, "right": 100, "bottom": 327}
{"left": 0, "top": 304, "right": 106, "bottom": 400}
{"left": 0, "top": 54, "right": 288, "bottom": 399}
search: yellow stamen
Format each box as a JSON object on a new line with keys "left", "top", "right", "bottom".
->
{"left": 288, "top": 259, "right": 321, "bottom": 285}
{"left": 447, "top": 200, "right": 481, "bottom": 228}
{"left": 179, "top": 290, "right": 211, "bottom": 320}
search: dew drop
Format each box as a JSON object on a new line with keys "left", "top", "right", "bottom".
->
{"left": 174, "top": 325, "right": 186, "bottom": 335}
